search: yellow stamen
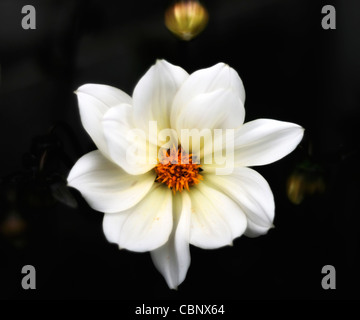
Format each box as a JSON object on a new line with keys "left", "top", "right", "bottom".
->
{"left": 155, "top": 145, "right": 203, "bottom": 194}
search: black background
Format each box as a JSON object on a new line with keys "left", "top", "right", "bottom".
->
{"left": 0, "top": 0, "right": 359, "bottom": 300}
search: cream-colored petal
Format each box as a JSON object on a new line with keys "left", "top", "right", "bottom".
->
{"left": 67, "top": 150, "right": 155, "bottom": 213}
{"left": 75, "top": 84, "right": 132, "bottom": 156}
{"left": 234, "top": 119, "right": 304, "bottom": 167}
{"left": 171, "top": 62, "right": 245, "bottom": 129}
{"left": 205, "top": 167, "right": 274, "bottom": 237}
{"left": 151, "top": 192, "right": 191, "bottom": 289}
{"left": 102, "top": 186, "right": 173, "bottom": 252}
{"left": 175, "top": 88, "right": 244, "bottom": 134}
{"left": 132, "top": 59, "right": 188, "bottom": 136}
{"left": 102, "top": 104, "right": 157, "bottom": 175}
{"left": 189, "top": 183, "right": 247, "bottom": 249}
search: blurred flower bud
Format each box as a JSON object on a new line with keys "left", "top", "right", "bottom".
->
{"left": 165, "top": 0, "right": 209, "bottom": 41}
{"left": 287, "top": 162, "right": 326, "bottom": 205}
{"left": 0, "top": 211, "right": 27, "bottom": 238}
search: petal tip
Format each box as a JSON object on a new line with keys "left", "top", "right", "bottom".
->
{"left": 155, "top": 58, "right": 167, "bottom": 64}
{"left": 75, "top": 84, "right": 89, "bottom": 94}
{"left": 215, "top": 62, "right": 227, "bottom": 68}
{"left": 155, "top": 59, "right": 173, "bottom": 69}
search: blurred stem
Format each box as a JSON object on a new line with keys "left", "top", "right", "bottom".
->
{"left": 39, "top": 150, "right": 48, "bottom": 172}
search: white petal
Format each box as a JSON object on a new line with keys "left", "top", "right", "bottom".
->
{"left": 234, "top": 119, "right": 304, "bottom": 166}
{"left": 151, "top": 192, "right": 191, "bottom": 289}
{"left": 244, "top": 219, "right": 273, "bottom": 238}
{"left": 67, "top": 150, "right": 155, "bottom": 213}
{"left": 175, "top": 88, "right": 244, "bottom": 134}
{"left": 205, "top": 167, "right": 274, "bottom": 237}
{"left": 76, "top": 83, "right": 132, "bottom": 107}
{"left": 132, "top": 59, "right": 188, "bottom": 134}
{"left": 101, "top": 211, "right": 128, "bottom": 244}
{"left": 189, "top": 183, "right": 247, "bottom": 249}
{"left": 102, "top": 185, "right": 173, "bottom": 252}
{"left": 102, "top": 104, "right": 157, "bottom": 175}
{"left": 75, "top": 84, "right": 132, "bottom": 156}
{"left": 171, "top": 62, "right": 245, "bottom": 129}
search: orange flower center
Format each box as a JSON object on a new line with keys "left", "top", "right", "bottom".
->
{"left": 155, "top": 145, "right": 203, "bottom": 194}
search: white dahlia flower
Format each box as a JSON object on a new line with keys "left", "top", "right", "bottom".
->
{"left": 68, "top": 60, "right": 304, "bottom": 289}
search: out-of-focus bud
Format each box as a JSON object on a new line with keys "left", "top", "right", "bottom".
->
{"left": 165, "top": 0, "right": 209, "bottom": 41}
{"left": 0, "top": 211, "right": 27, "bottom": 238}
{"left": 287, "top": 162, "right": 326, "bottom": 205}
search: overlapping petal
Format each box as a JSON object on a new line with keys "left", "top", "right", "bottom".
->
{"left": 150, "top": 192, "right": 191, "bottom": 289}
{"left": 102, "top": 104, "right": 158, "bottom": 175}
{"left": 75, "top": 84, "right": 132, "bottom": 156}
{"left": 132, "top": 59, "right": 188, "bottom": 139}
{"left": 102, "top": 185, "right": 173, "bottom": 252}
{"left": 189, "top": 183, "right": 247, "bottom": 249}
{"left": 205, "top": 167, "right": 274, "bottom": 237}
{"left": 174, "top": 88, "right": 244, "bottom": 134}
{"left": 68, "top": 150, "right": 155, "bottom": 213}
{"left": 171, "top": 62, "right": 245, "bottom": 131}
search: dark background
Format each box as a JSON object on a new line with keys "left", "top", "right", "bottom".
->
{"left": 0, "top": 0, "right": 359, "bottom": 300}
